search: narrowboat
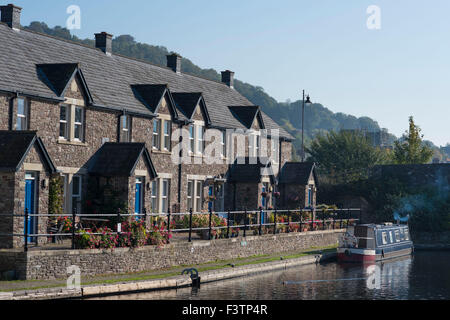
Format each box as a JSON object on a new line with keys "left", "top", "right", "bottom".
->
{"left": 337, "top": 223, "right": 413, "bottom": 263}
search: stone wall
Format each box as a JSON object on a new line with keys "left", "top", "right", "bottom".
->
{"left": 0, "top": 230, "right": 343, "bottom": 280}
{"left": 0, "top": 94, "right": 11, "bottom": 130}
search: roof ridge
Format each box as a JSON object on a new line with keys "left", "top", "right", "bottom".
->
{"left": 17, "top": 25, "right": 244, "bottom": 92}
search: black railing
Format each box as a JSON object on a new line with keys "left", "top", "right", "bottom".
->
{"left": 0, "top": 208, "right": 361, "bottom": 252}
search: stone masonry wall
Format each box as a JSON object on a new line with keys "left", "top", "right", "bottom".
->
{"left": 0, "top": 94, "right": 11, "bottom": 130}
{"left": 0, "top": 229, "right": 343, "bottom": 280}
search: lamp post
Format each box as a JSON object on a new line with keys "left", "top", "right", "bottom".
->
{"left": 301, "top": 90, "right": 312, "bottom": 162}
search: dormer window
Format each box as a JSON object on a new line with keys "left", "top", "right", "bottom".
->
{"left": 16, "top": 98, "right": 29, "bottom": 130}
{"left": 59, "top": 105, "right": 69, "bottom": 139}
{"left": 152, "top": 118, "right": 171, "bottom": 152}
{"left": 58, "top": 104, "right": 85, "bottom": 143}
{"left": 120, "top": 115, "right": 131, "bottom": 142}
{"left": 188, "top": 125, "right": 194, "bottom": 154}
{"left": 249, "top": 133, "right": 260, "bottom": 157}
{"left": 74, "top": 107, "right": 84, "bottom": 141}
{"left": 221, "top": 131, "right": 227, "bottom": 158}
{"left": 163, "top": 120, "right": 171, "bottom": 151}
{"left": 196, "top": 125, "right": 204, "bottom": 154}
{"left": 152, "top": 119, "right": 160, "bottom": 149}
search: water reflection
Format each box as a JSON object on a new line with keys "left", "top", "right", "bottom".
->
{"left": 93, "top": 251, "right": 450, "bottom": 300}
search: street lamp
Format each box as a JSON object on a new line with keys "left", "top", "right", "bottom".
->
{"left": 301, "top": 90, "right": 312, "bottom": 162}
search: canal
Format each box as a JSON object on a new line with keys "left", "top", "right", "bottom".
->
{"left": 96, "top": 251, "right": 450, "bottom": 300}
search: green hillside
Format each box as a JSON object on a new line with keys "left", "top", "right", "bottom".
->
{"left": 24, "top": 22, "right": 423, "bottom": 158}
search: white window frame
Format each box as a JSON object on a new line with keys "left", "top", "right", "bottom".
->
{"left": 151, "top": 180, "right": 159, "bottom": 213}
{"left": 73, "top": 106, "right": 84, "bottom": 142}
{"left": 221, "top": 130, "right": 227, "bottom": 158}
{"left": 16, "top": 98, "right": 28, "bottom": 131}
{"left": 196, "top": 125, "right": 204, "bottom": 155}
{"left": 120, "top": 115, "right": 131, "bottom": 142}
{"left": 188, "top": 125, "right": 194, "bottom": 154}
{"left": 187, "top": 180, "right": 194, "bottom": 211}
{"left": 163, "top": 120, "right": 171, "bottom": 151}
{"left": 71, "top": 175, "right": 82, "bottom": 214}
{"left": 152, "top": 119, "right": 160, "bottom": 150}
{"left": 248, "top": 132, "right": 260, "bottom": 157}
{"left": 195, "top": 181, "right": 203, "bottom": 213}
{"left": 381, "top": 232, "right": 388, "bottom": 245}
{"left": 161, "top": 179, "right": 170, "bottom": 213}
{"left": 395, "top": 230, "right": 400, "bottom": 242}
{"left": 59, "top": 104, "right": 69, "bottom": 140}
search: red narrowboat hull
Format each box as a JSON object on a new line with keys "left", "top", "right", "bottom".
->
{"left": 337, "top": 248, "right": 376, "bottom": 263}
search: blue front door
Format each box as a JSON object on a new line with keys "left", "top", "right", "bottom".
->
{"left": 208, "top": 186, "right": 213, "bottom": 212}
{"left": 135, "top": 178, "right": 142, "bottom": 220}
{"left": 25, "top": 177, "right": 36, "bottom": 243}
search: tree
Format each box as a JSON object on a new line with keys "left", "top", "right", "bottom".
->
{"left": 392, "top": 117, "right": 433, "bottom": 164}
{"left": 307, "top": 130, "right": 388, "bottom": 184}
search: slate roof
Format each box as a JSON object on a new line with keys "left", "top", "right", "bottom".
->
{"left": 228, "top": 157, "right": 274, "bottom": 183}
{"left": 36, "top": 63, "right": 78, "bottom": 96}
{"left": 0, "top": 23, "right": 293, "bottom": 139}
{"left": 228, "top": 106, "right": 264, "bottom": 129}
{"left": 131, "top": 84, "right": 175, "bottom": 115}
{"left": 89, "top": 143, "right": 157, "bottom": 177}
{"left": 0, "top": 130, "right": 56, "bottom": 172}
{"left": 278, "top": 162, "right": 317, "bottom": 185}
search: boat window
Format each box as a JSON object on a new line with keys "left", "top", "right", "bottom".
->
{"left": 382, "top": 232, "right": 388, "bottom": 245}
{"left": 395, "top": 230, "right": 400, "bottom": 242}
{"left": 404, "top": 229, "right": 409, "bottom": 240}
{"left": 389, "top": 231, "right": 394, "bottom": 243}
{"left": 399, "top": 229, "right": 404, "bottom": 240}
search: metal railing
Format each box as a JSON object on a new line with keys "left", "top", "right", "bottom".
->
{"left": 0, "top": 207, "right": 361, "bottom": 252}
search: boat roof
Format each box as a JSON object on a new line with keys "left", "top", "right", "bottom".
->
{"left": 356, "top": 223, "right": 409, "bottom": 230}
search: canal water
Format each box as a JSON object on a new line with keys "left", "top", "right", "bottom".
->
{"left": 97, "top": 251, "right": 450, "bottom": 300}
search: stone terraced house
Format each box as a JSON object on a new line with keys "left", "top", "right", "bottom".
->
{"left": 0, "top": 4, "right": 317, "bottom": 248}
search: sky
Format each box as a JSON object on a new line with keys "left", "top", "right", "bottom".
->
{"left": 13, "top": 0, "right": 450, "bottom": 146}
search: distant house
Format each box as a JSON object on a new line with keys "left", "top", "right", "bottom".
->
{"left": 278, "top": 162, "right": 318, "bottom": 209}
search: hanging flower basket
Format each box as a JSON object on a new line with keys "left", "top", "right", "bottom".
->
{"left": 273, "top": 192, "right": 281, "bottom": 198}
{"left": 261, "top": 192, "right": 268, "bottom": 198}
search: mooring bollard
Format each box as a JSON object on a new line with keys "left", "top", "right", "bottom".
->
{"left": 188, "top": 208, "right": 193, "bottom": 242}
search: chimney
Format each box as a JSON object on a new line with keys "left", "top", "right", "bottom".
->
{"left": 0, "top": 4, "right": 22, "bottom": 30}
{"left": 221, "top": 70, "right": 235, "bottom": 88}
{"left": 95, "top": 32, "right": 113, "bottom": 56}
{"left": 167, "top": 53, "right": 181, "bottom": 73}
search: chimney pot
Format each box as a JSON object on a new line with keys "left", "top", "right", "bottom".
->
{"left": 95, "top": 32, "right": 113, "bottom": 56}
{"left": 221, "top": 70, "right": 235, "bottom": 88}
{"left": 0, "top": 4, "right": 22, "bottom": 30}
{"left": 167, "top": 53, "right": 181, "bottom": 73}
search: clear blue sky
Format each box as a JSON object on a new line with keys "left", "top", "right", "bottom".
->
{"left": 14, "top": 0, "right": 450, "bottom": 146}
